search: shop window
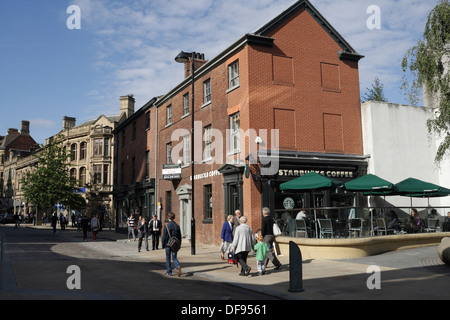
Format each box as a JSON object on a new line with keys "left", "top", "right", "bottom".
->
{"left": 204, "top": 184, "right": 212, "bottom": 221}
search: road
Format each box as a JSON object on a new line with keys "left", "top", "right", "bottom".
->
{"left": 0, "top": 225, "right": 281, "bottom": 301}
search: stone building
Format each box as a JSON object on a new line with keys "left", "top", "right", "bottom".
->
{"left": 0, "top": 121, "right": 39, "bottom": 214}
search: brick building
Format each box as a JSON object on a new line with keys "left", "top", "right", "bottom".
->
{"left": 113, "top": 95, "right": 159, "bottom": 229}
{"left": 154, "top": 0, "right": 368, "bottom": 245}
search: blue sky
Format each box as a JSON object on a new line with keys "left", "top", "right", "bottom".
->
{"left": 0, "top": 0, "right": 438, "bottom": 145}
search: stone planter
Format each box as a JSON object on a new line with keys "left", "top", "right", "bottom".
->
{"left": 438, "top": 237, "right": 450, "bottom": 266}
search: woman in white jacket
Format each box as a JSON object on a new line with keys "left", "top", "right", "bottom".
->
{"left": 230, "top": 216, "right": 254, "bottom": 276}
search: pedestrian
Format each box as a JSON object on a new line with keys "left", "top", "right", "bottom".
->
{"left": 138, "top": 216, "right": 149, "bottom": 252}
{"left": 71, "top": 213, "right": 76, "bottom": 227}
{"left": 51, "top": 212, "right": 58, "bottom": 234}
{"left": 80, "top": 214, "right": 89, "bottom": 241}
{"left": 60, "top": 214, "right": 66, "bottom": 230}
{"left": 42, "top": 212, "right": 47, "bottom": 225}
{"left": 91, "top": 214, "right": 100, "bottom": 240}
{"left": 219, "top": 215, "right": 234, "bottom": 260}
{"left": 230, "top": 216, "right": 254, "bottom": 277}
{"left": 149, "top": 215, "right": 161, "bottom": 250}
{"left": 253, "top": 234, "right": 269, "bottom": 276}
{"left": 232, "top": 209, "right": 242, "bottom": 236}
{"left": 261, "top": 207, "right": 282, "bottom": 270}
{"left": 127, "top": 213, "right": 136, "bottom": 241}
{"left": 162, "top": 212, "right": 182, "bottom": 277}
{"left": 13, "top": 213, "right": 19, "bottom": 229}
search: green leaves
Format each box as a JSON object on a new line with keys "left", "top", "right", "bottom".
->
{"left": 21, "top": 134, "right": 86, "bottom": 211}
{"left": 401, "top": 0, "right": 450, "bottom": 163}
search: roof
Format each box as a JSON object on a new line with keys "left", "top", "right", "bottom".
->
{"left": 155, "top": 0, "right": 363, "bottom": 107}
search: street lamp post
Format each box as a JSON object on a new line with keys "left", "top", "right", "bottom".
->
{"left": 175, "top": 51, "right": 196, "bottom": 255}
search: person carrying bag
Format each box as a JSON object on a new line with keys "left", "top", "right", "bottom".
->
{"left": 162, "top": 212, "right": 182, "bottom": 277}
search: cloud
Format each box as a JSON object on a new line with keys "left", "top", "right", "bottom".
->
{"left": 72, "top": 0, "right": 437, "bottom": 111}
{"left": 29, "top": 118, "right": 57, "bottom": 129}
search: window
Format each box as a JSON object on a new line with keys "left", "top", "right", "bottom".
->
{"left": 131, "top": 157, "right": 136, "bottom": 182}
{"left": 204, "top": 125, "right": 212, "bottom": 160}
{"left": 166, "top": 143, "right": 172, "bottom": 164}
{"left": 79, "top": 167, "right": 86, "bottom": 185}
{"left": 103, "top": 164, "right": 109, "bottom": 185}
{"left": 183, "top": 93, "right": 190, "bottom": 116}
{"left": 70, "top": 144, "right": 77, "bottom": 161}
{"left": 229, "top": 112, "right": 240, "bottom": 154}
{"left": 145, "top": 151, "right": 150, "bottom": 178}
{"left": 70, "top": 168, "right": 77, "bottom": 180}
{"left": 104, "top": 138, "right": 109, "bottom": 157}
{"left": 228, "top": 60, "right": 239, "bottom": 89}
{"left": 203, "top": 79, "right": 211, "bottom": 104}
{"left": 166, "top": 105, "right": 172, "bottom": 126}
{"left": 183, "top": 135, "right": 190, "bottom": 165}
{"left": 93, "top": 139, "right": 103, "bottom": 157}
{"left": 146, "top": 112, "right": 150, "bottom": 130}
{"left": 80, "top": 142, "right": 87, "bottom": 160}
{"left": 204, "top": 184, "right": 212, "bottom": 220}
{"left": 93, "top": 164, "right": 102, "bottom": 184}
{"left": 166, "top": 191, "right": 172, "bottom": 219}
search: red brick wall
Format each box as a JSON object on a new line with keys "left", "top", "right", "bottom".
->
{"left": 156, "top": 7, "right": 364, "bottom": 244}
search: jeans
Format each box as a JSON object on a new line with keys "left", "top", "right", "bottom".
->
{"left": 165, "top": 247, "right": 180, "bottom": 275}
{"left": 128, "top": 226, "right": 136, "bottom": 240}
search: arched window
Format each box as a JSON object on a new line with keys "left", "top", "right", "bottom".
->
{"left": 79, "top": 167, "right": 86, "bottom": 185}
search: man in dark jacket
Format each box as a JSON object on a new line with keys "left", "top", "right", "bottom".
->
{"left": 261, "top": 207, "right": 281, "bottom": 270}
{"left": 162, "top": 212, "right": 182, "bottom": 277}
{"left": 149, "top": 215, "right": 162, "bottom": 250}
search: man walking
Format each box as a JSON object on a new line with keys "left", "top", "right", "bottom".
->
{"left": 138, "top": 217, "right": 149, "bottom": 252}
{"left": 261, "top": 207, "right": 282, "bottom": 270}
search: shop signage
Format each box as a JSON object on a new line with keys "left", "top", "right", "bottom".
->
{"left": 189, "top": 170, "right": 222, "bottom": 181}
{"left": 278, "top": 169, "right": 355, "bottom": 178}
{"left": 162, "top": 164, "right": 182, "bottom": 180}
{"left": 283, "top": 197, "right": 295, "bottom": 210}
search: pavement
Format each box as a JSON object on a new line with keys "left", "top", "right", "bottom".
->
{"left": 3, "top": 223, "right": 450, "bottom": 300}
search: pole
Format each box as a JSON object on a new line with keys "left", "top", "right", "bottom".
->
{"left": 191, "top": 52, "right": 196, "bottom": 255}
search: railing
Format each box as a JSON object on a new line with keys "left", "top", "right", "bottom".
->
{"left": 275, "top": 206, "right": 450, "bottom": 239}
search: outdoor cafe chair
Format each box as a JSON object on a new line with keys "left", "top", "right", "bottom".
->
{"left": 426, "top": 219, "right": 439, "bottom": 232}
{"left": 348, "top": 218, "right": 363, "bottom": 238}
{"left": 375, "top": 218, "right": 394, "bottom": 235}
{"left": 295, "top": 219, "right": 309, "bottom": 238}
{"left": 318, "top": 219, "right": 333, "bottom": 239}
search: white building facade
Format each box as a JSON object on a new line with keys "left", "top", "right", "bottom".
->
{"left": 361, "top": 101, "right": 450, "bottom": 216}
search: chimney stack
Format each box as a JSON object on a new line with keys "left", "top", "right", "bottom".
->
{"left": 21, "top": 120, "right": 30, "bottom": 136}
{"left": 63, "top": 116, "right": 76, "bottom": 130}
{"left": 120, "top": 95, "right": 135, "bottom": 119}
{"left": 184, "top": 53, "right": 207, "bottom": 79}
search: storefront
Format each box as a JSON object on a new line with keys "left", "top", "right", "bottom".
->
{"left": 258, "top": 151, "right": 369, "bottom": 218}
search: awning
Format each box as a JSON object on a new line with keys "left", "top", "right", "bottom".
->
{"left": 280, "top": 172, "right": 343, "bottom": 191}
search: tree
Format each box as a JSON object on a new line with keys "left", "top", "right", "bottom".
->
{"left": 362, "top": 76, "right": 387, "bottom": 102}
{"left": 401, "top": 0, "right": 450, "bottom": 163}
{"left": 21, "top": 135, "right": 86, "bottom": 213}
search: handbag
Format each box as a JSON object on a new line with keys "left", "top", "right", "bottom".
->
{"left": 273, "top": 219, "right": 282, "bottom": 236}
{"left": 228, "top": 251, "right": 238, "bottom": 266}
{"left": 165, "top": 224, "right": 181, "bottom": 253}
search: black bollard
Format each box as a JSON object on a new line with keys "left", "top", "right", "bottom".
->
{"left": 288, "top": 241, "right": 304, "bottom": 292}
